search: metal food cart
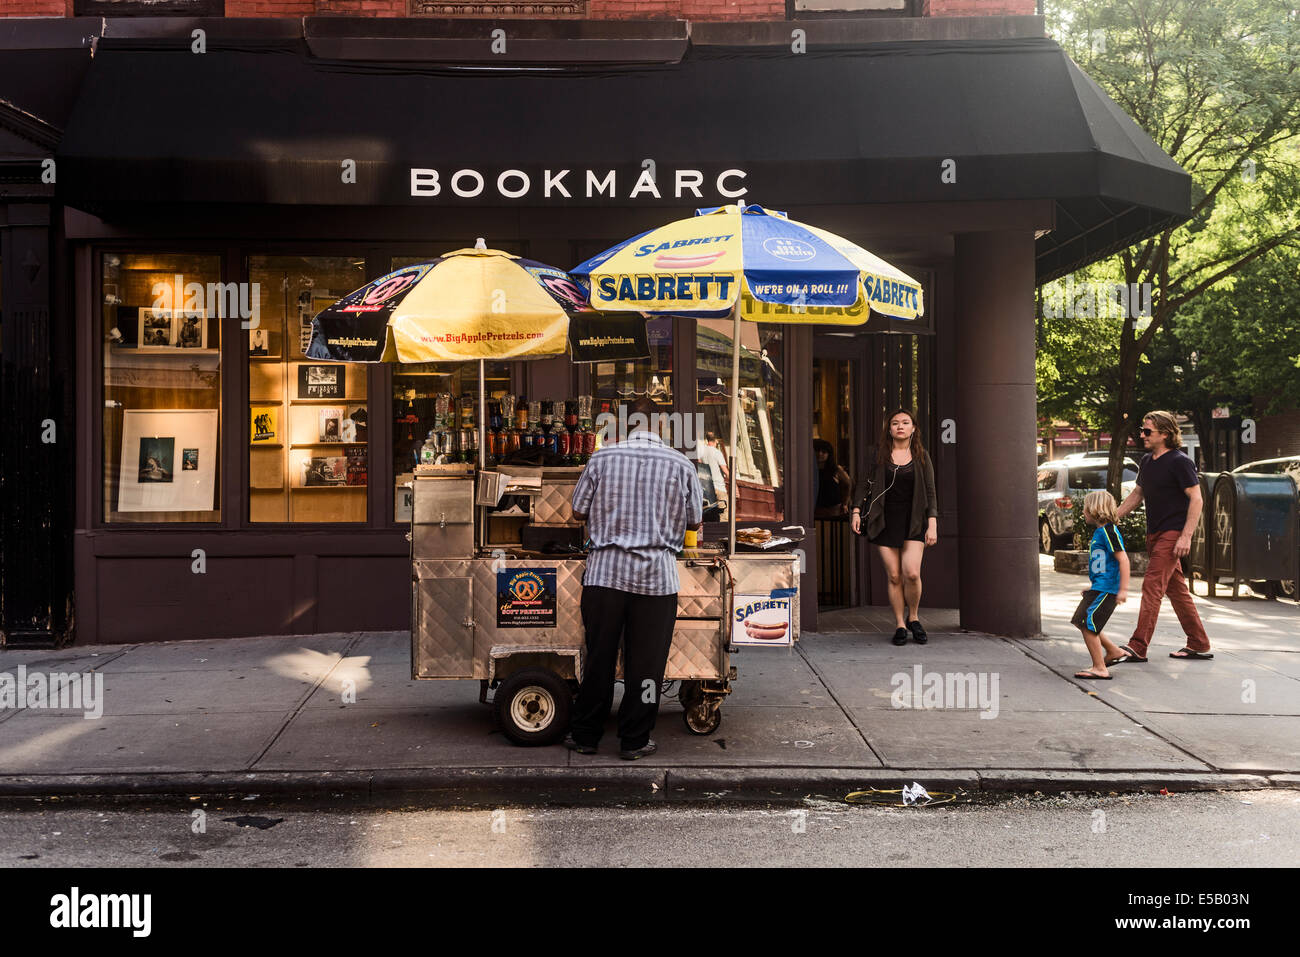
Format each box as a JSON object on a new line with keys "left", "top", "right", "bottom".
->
{"left": 408, "top": 463, "right": 800, "bottom": 746}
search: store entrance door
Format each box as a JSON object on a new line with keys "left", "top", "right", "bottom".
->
{"left": 812, "top": 337, "right": 864, "bottom": 610}
{"left": 814, "top": 330, "right": 936, "bottom": 614}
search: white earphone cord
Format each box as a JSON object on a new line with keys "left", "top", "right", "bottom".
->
{"left": 864, "top": 462, "right": 901, "bottom": 516}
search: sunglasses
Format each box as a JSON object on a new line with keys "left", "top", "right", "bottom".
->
{"left": 1140, "top": 427, "right": 1159, "bottom": 436}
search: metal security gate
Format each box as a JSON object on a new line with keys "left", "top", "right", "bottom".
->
{"left": 1, "top": 204, "right": 72, "bottom": 648}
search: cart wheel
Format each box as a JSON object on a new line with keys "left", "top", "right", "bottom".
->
{"left": 495, "top": 669, "right": 571, "bottom": 747}
{"left": 683, "top": 699, "right": 722, "bottom": 736}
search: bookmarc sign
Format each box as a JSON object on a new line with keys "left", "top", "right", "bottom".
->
{"left": 410, "top": 167, "right": 748, "bottom": 201}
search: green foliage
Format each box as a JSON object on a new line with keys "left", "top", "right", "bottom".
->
{"left": 1039, "top": 0, "right": 1300, "bottom": 487}
{"left": 1035, "top": 265, "right": 1126, "bottom": 436}
{"left": 1176, "top": 248, "right": 1300, "bottom": 415}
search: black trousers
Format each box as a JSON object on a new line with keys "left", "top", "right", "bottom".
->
{"left": 571, "top": 585, "right": 677, "bottom": 751}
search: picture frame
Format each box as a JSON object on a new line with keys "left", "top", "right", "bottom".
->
{"left": 250, "top": 405, "right": 278, "bottom": 445}
{"left": 301, "top": 455, "right": 348, "bottom": 488}
{"left": 117, "top": 409, "right": 219, "bottom": 513}
{"left": 136, "top": 307, "right": 208, "bottom": 351}
{"left": 297, "top": 364, "right": 346, "bottom": 399}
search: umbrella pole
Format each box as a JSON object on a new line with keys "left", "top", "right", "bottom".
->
{"left": 727, "top": 296, "right": 741, "bottom": 557}
{"left": 478, "top": 359, "right": 486, "bottom": 469}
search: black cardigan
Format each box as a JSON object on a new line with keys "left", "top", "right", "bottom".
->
{"left": 851, "top": 446, "right": 938, "bottom": 540}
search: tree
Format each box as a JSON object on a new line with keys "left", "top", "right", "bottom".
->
{"left": 1045, "top": 0, "right": 1300, "bottom": 493}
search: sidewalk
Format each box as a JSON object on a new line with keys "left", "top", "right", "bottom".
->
{"left": 0, "top": 556, "right": 1295, "bottom": 803}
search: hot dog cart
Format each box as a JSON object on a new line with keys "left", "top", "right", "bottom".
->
{"left": 409, "top": 463, "right": 801, "bottom": 746}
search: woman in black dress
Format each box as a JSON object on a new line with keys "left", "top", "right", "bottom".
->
{"left": 851, "top": 408, "right": 938, "bottom": 645}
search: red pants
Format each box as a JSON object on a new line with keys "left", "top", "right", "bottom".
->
{"left": 1128, "top": 530, "right": 1211, "bottom": 656}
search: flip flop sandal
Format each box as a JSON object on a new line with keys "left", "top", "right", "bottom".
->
{"left": 1074, "top": 671, "right": 1113, "bottom": 680}
{"left": 1110, "top": 651, "right": 1148, "bottom": 664}
{"left": 1169, "top": 649, "right": 1214, "bottom": 660}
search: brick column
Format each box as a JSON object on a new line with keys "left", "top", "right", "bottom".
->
{"left": 954, "top": 230, "right": 1041, "bottom": 637}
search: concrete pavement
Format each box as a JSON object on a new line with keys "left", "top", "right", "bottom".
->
{"left": 0, "top": 556, "right": 1295, "bottom": 803}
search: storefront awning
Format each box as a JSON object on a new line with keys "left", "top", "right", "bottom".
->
{"left": 55, "top": 35, "right": 1190, "bottom": 280}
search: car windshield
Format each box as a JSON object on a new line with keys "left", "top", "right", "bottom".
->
{"left": 1068, "top": 467, "right": 1137, "bottom": 489}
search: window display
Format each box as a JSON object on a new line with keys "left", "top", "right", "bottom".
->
{"left": 393, "top": 360, "right": 510, "bottom": 522}
{"left": 589, "top": 318, "right": 672, "bottom": 412}
{"left": 697, "top": 321, "right": 784, "bottom": 522}
{"left": 247, "top": 256, "right": 368, "bottom": 523}
{"left": 101, "top": 253, "right": 222, "bottom": 523}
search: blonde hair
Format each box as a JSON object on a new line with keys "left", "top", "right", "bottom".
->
{"left": 1143, "top": 410, "right": 1183, "bottom": 449}
{"left": 1083, "top": 490, "right": 1118, "bottom": 525}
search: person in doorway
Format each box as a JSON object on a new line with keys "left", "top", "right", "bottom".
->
{"left": 696, "top": 430, "right": 729, "bottom": 521}
{"left": 1111, "top": 410, "right": 1214, "bottom": 663}
{"left": 1071, "top": 490, "right": 1130, "bottom": 679}
{"left": 851, "top": 409, "right": 938, "bottom": 645}
{"left": 813, "top": 439, "right": 854, "bottom": 518}
{"left": 568, "top": 396, "right": 703, "bottom": 759}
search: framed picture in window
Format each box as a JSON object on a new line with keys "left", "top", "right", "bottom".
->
{"left": 117, "top": 409, "right": 219, "bottom": 512}
{"left": 137, "top": 308, "right": 208, "bottom": 352}
{"left": 297, "top": 364, "right": 347, "bottom": 399}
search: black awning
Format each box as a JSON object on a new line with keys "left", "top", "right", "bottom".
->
{"left": 54, "top": 35, "right": 1190, "bottom": 278}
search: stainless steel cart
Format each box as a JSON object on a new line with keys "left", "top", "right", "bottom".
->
{"left": 409, "top": 470, "right": 800, "bottom": 745}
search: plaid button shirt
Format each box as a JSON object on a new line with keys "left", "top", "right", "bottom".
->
{"left": 572, "top": 429, "right": 703, "bottom": 596}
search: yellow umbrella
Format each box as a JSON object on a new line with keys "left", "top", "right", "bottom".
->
{"left": 308, "top": 240, "right": 590, "bottom": 466}
{"left": 307, "top": 241, "right": 580, "bottom": 364}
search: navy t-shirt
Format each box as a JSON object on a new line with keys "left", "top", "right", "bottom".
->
{"left": 1137, "top": 449, "right": 1199, "bottom": 534}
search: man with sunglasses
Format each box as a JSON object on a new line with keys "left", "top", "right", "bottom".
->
{"left": 1112, "top": 410, "right": 1213, "bottom": 663}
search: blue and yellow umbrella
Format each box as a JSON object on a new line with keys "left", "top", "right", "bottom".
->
{"left": 573, "top": 203, "right": 924, "bottom": 551}
{"left": 573, "top": 203, "right": 924, "bottom": 323}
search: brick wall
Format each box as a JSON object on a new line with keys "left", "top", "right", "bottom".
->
{"left": 589, "top": 0, "right": 783, "bottom": 18}
{"left": 2, "top": 0, "right": 1036, "bottom": 17}
{"left": 226, "top": 0, "right": 316, "bottom": 14}
{"left": 923, "top": 0, "right": 1036, "bottom": 15}
{"left": 1254, "top": 408, "right": 1300, "bottom": 460}
{"left": 0, "top": 0, "right": 69, "bottom": 15}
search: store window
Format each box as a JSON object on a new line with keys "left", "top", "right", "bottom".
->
{"left": 697, "top": 321, "right": 784, "bottom": 523}
{"left": 101, "top": 253, "right": 222, "bottom": 523}
{"left": 247, "top": 256, "right": 368, "bottom": 523}
{"left": 589, "top": 317, "right": 673, "bottom": 416}
{"left": 393, "top": 360, "right": 510, "bottom": 522}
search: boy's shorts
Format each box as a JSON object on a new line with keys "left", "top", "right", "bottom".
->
{"left": 1071, "top": 590, "right": 1117, "bottom": 634}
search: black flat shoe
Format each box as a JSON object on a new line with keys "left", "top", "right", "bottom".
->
{"left": 563, "top": 733, "right": 597, "bottom": 754}
{"left": 891, "top": 627, "right": 909, "bottom": 646}
{"left": 907, "top": 619, "right": 928, "bottom": 644}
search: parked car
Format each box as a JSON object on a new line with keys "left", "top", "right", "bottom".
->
{"left": 1037, "top": 456, "right": 1138, "bottom": 554}
{"left": 1231, "top": 455, "right": 1300, "bottom": 483}
{"left": 1230, "top": 456, "right": 1300, "bottom": 599}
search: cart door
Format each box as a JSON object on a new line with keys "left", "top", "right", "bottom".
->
{"left": 413, "top": 575, "right": 474, "bottom": 678}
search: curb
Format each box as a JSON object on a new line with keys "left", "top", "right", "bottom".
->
{"left": 0, "top": 767, "right": 1291, "bottom": 805}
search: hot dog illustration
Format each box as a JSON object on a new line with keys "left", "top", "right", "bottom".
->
{"left": 742, "top": 611, "right": 789, "bottom": 641}
{"left": 653, "top": 250, "right": 727, "bottom": 270}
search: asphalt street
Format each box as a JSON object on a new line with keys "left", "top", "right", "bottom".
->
{"left": 2, "top": 789, "right": 1295, "bottom": 867}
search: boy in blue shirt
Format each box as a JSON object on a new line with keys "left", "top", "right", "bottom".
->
{"left": 1070, "top": 490, "right": 1130, "bottom": 679}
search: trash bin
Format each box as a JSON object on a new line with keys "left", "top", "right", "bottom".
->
{"left": 1209, "top": 472, "right": 1298, "bottom": 600}
{"left": 1188, "top": 472, "right": 1216, "bottom": 588}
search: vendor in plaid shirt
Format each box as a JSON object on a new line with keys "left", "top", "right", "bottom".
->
{"left": 566, "top": 395, "right": 703, "bottom": 760}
